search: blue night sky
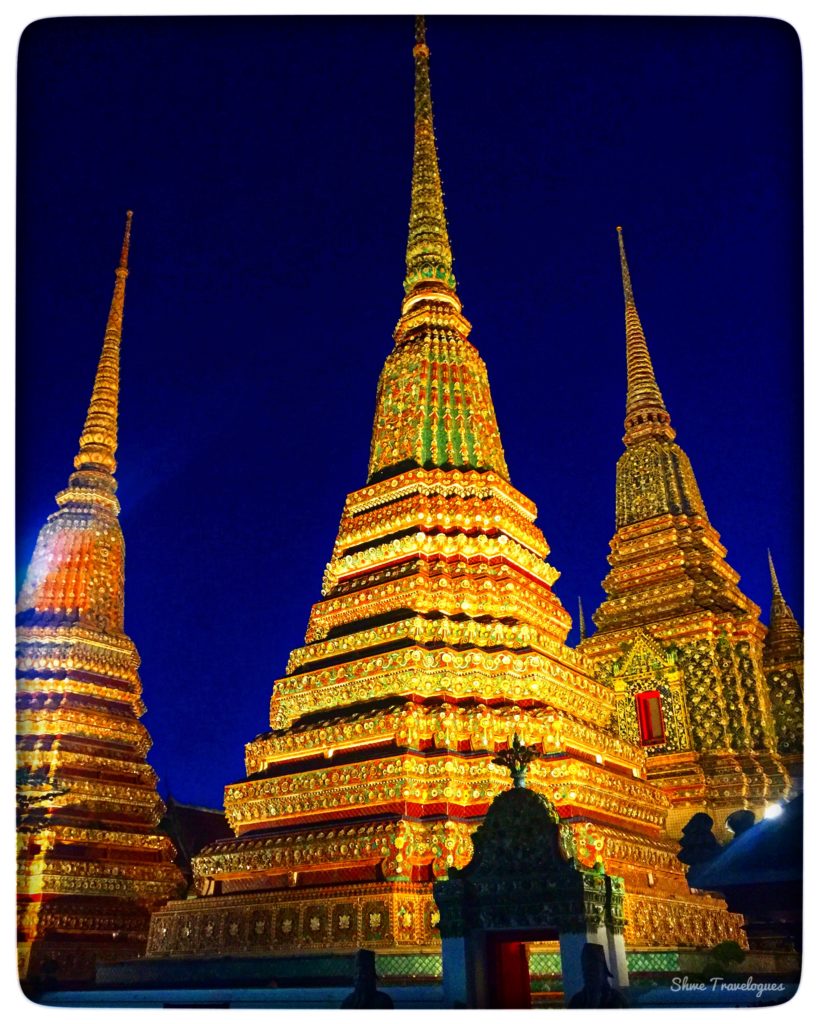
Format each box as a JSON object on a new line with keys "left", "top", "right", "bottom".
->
{"left": 16, "top": 16, "right": 802, "bottom": 809}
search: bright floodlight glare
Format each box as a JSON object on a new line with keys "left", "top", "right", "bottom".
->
{"left": 764, "top": 802, "right": 784, "bottom": 820}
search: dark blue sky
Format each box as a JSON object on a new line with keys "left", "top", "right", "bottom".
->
{"left": 17, "top": 16, "right": 802, "bottom": 809}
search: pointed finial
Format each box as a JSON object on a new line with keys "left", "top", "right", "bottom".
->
{"left": 403, "top": 15, "right": 456, "bottom": 298}
{"left": 767, "top": 549, "right": 783, "bottom": 598}
{"left": 616, "top": 226, "right": 634, "bottom": 304}
{"left": 414, "top": 14, "right": 427, "bottom": 50}
{"left": 119, "top": 210, "right": 133, "bottom": 270}
{"left": 60, "top": 211, "right": 133, "bottom": 504}
{"left": 616, "top": 226, "right": 674, "bottom": 445}
{"left": 578, "top": 596, "right": 587, "bottom": 641}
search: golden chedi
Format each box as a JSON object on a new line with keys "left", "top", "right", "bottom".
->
{"left": 148, "top": 20, "right": 746, "bottom": 969}
{"left": 762, "top": 551, "right": 803, "bottom": 790}
{"left": 579, "top": 227, "right": 802, "bottom": 838}
{"left": 16, "top": 213, "right": 184, "bottom": 984}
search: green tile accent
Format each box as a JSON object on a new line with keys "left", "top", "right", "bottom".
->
{"left": 627, "top": 951, "right": 680, "bottom": 972}
{"left": 375, "top": 953, "right": 443, "bottom": 980}
{"left": 529, "top": 952, "right": 562, "bottom": 974}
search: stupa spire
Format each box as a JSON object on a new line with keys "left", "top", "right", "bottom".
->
{"left": 65, "top": 211, "right": 132, "bottom": 500}
{"left": 578, "top": 596, "right": 587, "bottom": 641}
{"left": 403, "top": 15, "right": 456, "bottom": 297}
{"left": 19, "top": 212, "right": 137, "bottom": 627}
{"left": 764, "top": 550, "right": 803, "bottom": 666}
{"left": 767, "top": 548, "right": 783, "bottom": 599}
{"left": 368, "top": 18, "right": 509, "bottom": 483}
{"left": 617, "top": 227, "right": 675, "bottom": 444}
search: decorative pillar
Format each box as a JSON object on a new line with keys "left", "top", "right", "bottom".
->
{"left": 439, "top": 936, "right": 470, "bottom": 1008}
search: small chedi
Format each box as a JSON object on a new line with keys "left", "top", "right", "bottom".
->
{"left": 579, "top": 229, "right": 803, "bottom": 838}
{"left": 146, "top": 19, "right": 770, "bottom": 970}
{"left": 16, "top": 214, "right": 184, "bottom": 983}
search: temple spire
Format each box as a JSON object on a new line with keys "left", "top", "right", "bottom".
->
{"left": 369, "top": 17, "right": 509, "bottom": 483}
{"left": 578, "top": 596, "right": 587, "bottom": 641}
{"left": 764, "top": 549, "right": 803, "bottom": 666}
{"left": 403, "top": 16, "right": 456, "bottom": 298}
{"left": 767, "top": 548, "right": 783, "bottom": 599}
{"left": 62, "top": 211, "right": 132, "bottom": 502}
{"left": 617, "top": 227, "right": 674, "bottom": 444}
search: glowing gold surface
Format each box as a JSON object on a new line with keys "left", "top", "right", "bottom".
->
{"left": 147, "top": 884, "right": 745, "bottom": 958}
{"left": 582, "top": 230, "right": 801, "bottom": 832}
{"left": 146, "top": 24, "right": 750, "bottom": 963}
{"left": 368, "top": 303, "right": 510, "bottom": 482}
{"left": 403, "top": 15, "right": 455, "bottom": 295}
{"left": 16, "top": 214, "right": 184, "bottom": 982}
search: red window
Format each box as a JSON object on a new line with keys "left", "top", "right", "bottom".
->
{"left": 635, "top": 690, "right": 665, "bottom": 745}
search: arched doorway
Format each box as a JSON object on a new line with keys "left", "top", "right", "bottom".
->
{"left": 433, "top": 780, "right": 628, "bottom": 1008}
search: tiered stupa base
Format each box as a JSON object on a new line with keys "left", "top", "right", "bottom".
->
{"left": 18, "top": 823, "right": 182, "bottom": 983}
{"left": 147, "top": 743, "right": 747, "bottom": 966}
{"left": 19, "top": 897, "right": 156, "bottom": 985}
{"left": 148, "top": 878, "right": 744, "bottom": 963}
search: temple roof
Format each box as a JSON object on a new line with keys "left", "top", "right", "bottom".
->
{"left": 159, "top": 796, "right": 232, "bottom": 880}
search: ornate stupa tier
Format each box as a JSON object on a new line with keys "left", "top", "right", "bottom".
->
{"left": 245, "top": 700, "right": 643, "bottom": 776}
{"left": 226, "top": 750, "right": 667, "bottom": 838}
{"left": 594, "top": 514, "right": 761, "bottom": 632}
{"left": 17, "top": 507, "right": 127, "bottom": 633}
{"left": 322, "top": 531, "right": 556, "bottom": 596}
{"left": 345, "top": 466, "right": 535, "bottom": 520}
{"left": 331, "top": 471, "right": 544, "bottom": 561}
{"left": 191, "top": 814, "right": 698, "bottom": 901}
{"left": 268, "top": 646, "right": 611, "bottom": 733}
{"left": 614, "top": 440, "right": 706, "bottom": 528}
{"left": 368, "top": 320, "right": 509, "bottom": 483}
{"left": 16, "top": 214, "right": 183, "bottom": 983}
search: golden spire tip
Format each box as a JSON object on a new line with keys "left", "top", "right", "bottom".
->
{"left": 119, "top": 210, "right": 133, "bottom": 270}
{"left": 413, "top": 15, "right": 429, "bottom": 58}
{"left": 617, "top": 224, "right": 634, "bottom": 304}
{"left": 767, "top": 549, "right": 783, "bottom": 598}
{"left": 404, "top": 11, "right": 454, "bottom": 296}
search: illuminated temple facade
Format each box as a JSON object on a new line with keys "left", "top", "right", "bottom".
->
{"left": 16, "top": 214, "right": 184, "bottom": 982}
{"left": 144, "top": 19, "right": 803, "bottom": 966}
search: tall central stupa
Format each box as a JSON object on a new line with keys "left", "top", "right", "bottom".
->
{"left": 148, "top": 18, "right": 744, "bottom": 968}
